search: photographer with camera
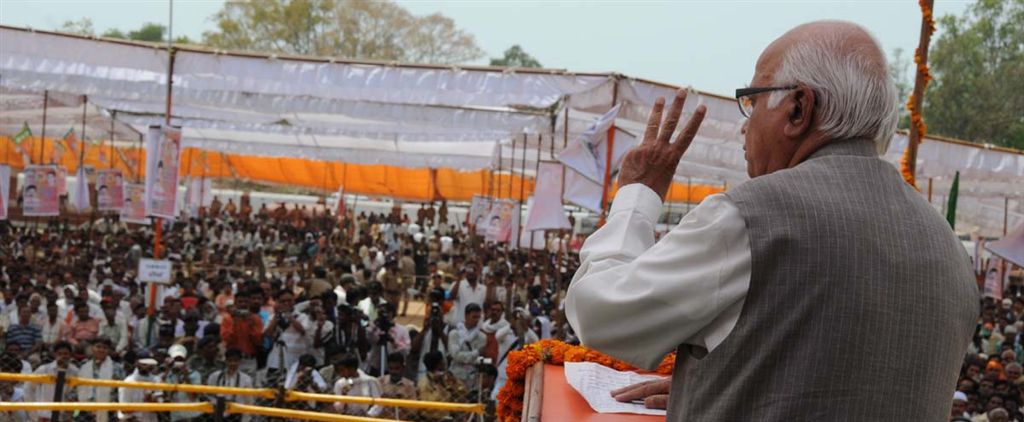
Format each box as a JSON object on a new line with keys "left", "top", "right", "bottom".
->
{"left": 219, "top": 288, "right": 263, "bottom": 375}
{"left": 331, "top": 354, "right": 383, "bottom": 417}
{"left": 491, "top": 307, "right": 537, "bottom": 401}
{"left": 407, "top": 287, "right": 449, "bottom": 378}
{"left": 262, "top": 290, "right": 313, "bottom": 385}
{"left": 162, "top": 344, "right": 203, "bottom": 421}
{"left": 365, "top": 303, "right": 409, "bottom": 377}
{"left": 448, "top": 303, "right": 487, "bottom": 388}
{"left": 118, "top": 354, "right": 160, "bottom": 422}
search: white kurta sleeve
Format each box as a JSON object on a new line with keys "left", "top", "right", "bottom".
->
{"left": 565, "top": 184, "right": 751, "bottom": 370}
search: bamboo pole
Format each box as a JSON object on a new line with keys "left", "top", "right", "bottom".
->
{"left": 903, "top": 0, "right": 936, "bottom": 184}
{"left": 39, "top": 90, "right": 49, "bottom": 164}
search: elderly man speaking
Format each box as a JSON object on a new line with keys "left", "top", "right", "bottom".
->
{"left": 566, "top": 20, "right": 977, "bottom": 420}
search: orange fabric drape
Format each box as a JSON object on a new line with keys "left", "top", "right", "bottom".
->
{"left": 1, "top": 137, "right": 723, "bottom": 203}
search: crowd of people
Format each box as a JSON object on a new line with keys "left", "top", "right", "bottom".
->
{"left": 0, "top": 194, "right": 580, "bottom": 421}
{"left": 956, "top": 290, "right": 1024, "bottom": 422}
{"left": 1, "top": 192, "right": 1020, "bottom": 422}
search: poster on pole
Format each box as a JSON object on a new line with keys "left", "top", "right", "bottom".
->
{"left": 122, "top": 183, "right": 149, "bottom": 225}
{"left": 984, "top": 258, "right": 1005, "bottom": 300}
{"left": 56, "top": 167, "right": 68, "bottom": 196}
{"left": 469, "top": 195, "right": 493, "bottom": 236}
{"left": 485, "top": 199, "right": 518, "bottom": 243}
{"left": 144, "top": 125, "right": 181, "bottom": 220}
{"left": 96, "top": 169, "right": 125, "bottom": 211}
{"left": 0, "top": 165, "right": 9, "bottom": 220}
{"left": 21, "top": 165, "right": 60, "bottom": 216}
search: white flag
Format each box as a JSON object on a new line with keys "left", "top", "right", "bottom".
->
{"left": 0, "top": 165, "right": 9, "bottom": 220}
{"left": 562, "top": 168, "right": 603, "bottom": 213}
{"left": 525, "top": 162, "right": 570, "bottom": 231}
{"left": 69, "top": 166, "right": 91, "bottom": 211}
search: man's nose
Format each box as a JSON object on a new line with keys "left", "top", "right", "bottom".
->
{"left": 741, "top": 119, "right": 749, "bottom": 135}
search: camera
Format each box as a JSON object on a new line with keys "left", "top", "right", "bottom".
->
{"left": 276, "top": 312, "right": 290, "bottom": 329}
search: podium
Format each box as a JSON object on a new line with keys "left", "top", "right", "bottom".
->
{"left": 520, "top": 363, "right": 665, "bottom": 422}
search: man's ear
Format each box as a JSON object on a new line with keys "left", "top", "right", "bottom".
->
{"left": 782, "top": 86, "right": 815, "bottom": 139}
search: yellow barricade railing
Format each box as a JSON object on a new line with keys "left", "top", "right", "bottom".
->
{"left": 0, "top": 402, "right": 401, "bottom": 422}
{"left": 0, "top": 371, "right": 484, "bottom": 415}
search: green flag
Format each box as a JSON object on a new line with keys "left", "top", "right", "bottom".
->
{"left": 946, "top": 171, "right": 959, "bottom": 230}
{"left": 12, "top": 122, "right": 32, "bottom": 145}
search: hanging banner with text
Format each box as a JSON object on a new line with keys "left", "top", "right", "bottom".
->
{"left": 96, "top": 169, "right": 125, "bottom": 211}
{"left": 21, "top": 165, "right": 60, "bottom": 216}
{"left": 144, "top": 125, "right": 181, "bottom": 220}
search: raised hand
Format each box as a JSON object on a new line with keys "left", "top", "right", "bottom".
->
{"left": 617, "top": 90, "right": 707, "bottom": 199}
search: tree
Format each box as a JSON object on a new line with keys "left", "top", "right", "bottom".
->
{"left": 202, "top": 0, "right": 484, "bottom": 64}
{"left": 59, "top": 18, "right": 95, "bottom": 36}
{"left": 924, "top": 0, "right": 1024, "bottom": 149}
{"left": 490, "top": 45, "right": 542, "bottom": 68}
{"left": 888, "top": 48, "right": 912, "bottom": 130}
{"left": 127, "top": 23, "right": 166, "bottom": 42}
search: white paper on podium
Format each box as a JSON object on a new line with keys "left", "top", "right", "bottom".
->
{"left": 563, "top": 361, "right": 669, "bottom": 416}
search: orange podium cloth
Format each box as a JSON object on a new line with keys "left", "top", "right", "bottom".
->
{"left": 538, "top": 364, "right": 664, "bottom": 422}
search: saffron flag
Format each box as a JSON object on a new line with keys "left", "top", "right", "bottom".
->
{"left": 12, "top": 122, "right": 32, "bottom": 165}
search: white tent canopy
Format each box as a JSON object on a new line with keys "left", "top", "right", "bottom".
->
{"left": 1, "top": 25, "right": 1020, "bottom": 236}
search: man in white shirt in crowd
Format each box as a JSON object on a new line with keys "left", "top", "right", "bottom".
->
{"left": 25, "top": 341, "right": 78, "bottom": 422}
{"left": 332, "top": 355, "right": 383, "bottom": 418}
{"left": 447, "top": 303, "right": 487, "bottom": 388}
{"left": 119, "top": 356, "right": 161, "bottom": 422}
{"left": 448, "top": 265, "right": 485, "bottom": 326}
{"left": 206, "top": 348, "right": 256, "bottom": 422}
{"left": 77, "top": 338, "right": 123, "bottom": 422}
{"left": 491, "top": 307, "right": 537, "bottom": 401}
{"left": 262, "top": 290, "right": 314, "bottom": 382}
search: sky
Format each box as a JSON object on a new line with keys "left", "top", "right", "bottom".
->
{"left": 0, "top": 0, "right": 974, "bottom": 97}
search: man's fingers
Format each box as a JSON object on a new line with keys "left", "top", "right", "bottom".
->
{"left": 611, "top": 378, "right": 670, "bottom": 402}
{"left": 657, "top": 90, "right": 687, "bottom": 144}
{"left": 643, "top": 98, "right": 666, "bottom": 144}
{"left": 610, "top": 379, "right": 658, "bottom": 397}
{"left": 645, "top": 394, "right": 669, "bottom": 410}
{"left": 672, "top": 104, "right": 707, "bottom": 155}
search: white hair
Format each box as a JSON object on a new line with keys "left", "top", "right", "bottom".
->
{"left": 767, "top": 24, "right": 898, "bottom": 154}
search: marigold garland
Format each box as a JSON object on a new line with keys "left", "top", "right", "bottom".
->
{"left": 900, "top": 0, "right": 936, "bottom": 188}
{"left": 495, "top": 339, "right": 676, "bottom": 422}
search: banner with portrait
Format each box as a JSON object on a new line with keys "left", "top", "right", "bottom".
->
{"left": 96, "top": 169, "right": 125, "bottom": 211}
{"left": 21, "top": 165, "right": 60, "bottom": 216}
{"left": 144, "top": 125, "right": 181, "bottom": 220}
{"left": 469, "top": 195, "right": 493, "bottom": 236}
{"left": 485, "top": 199, "right": 518, "bottom": 243}
{"left": 0, "top": 165, "right": 9, "bottom": 220}
{"left": 122, "top": 183, "right": 149, "bottom": 225}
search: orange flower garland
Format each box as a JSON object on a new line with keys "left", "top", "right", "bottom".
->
{"left": 496, "top": 339, "right": 676, "bottom": 422}
{"left": 900, "top": 0, "right": 936, "bottom": 188}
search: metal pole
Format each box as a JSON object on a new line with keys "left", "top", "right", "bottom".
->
{"left": 50, "top": 368, "right": 67, "bottom": 422}
{"left": 39, "top": 90, "right": 49, "bottom": 163}
{"left": 509, "top": 137, "right": 515, "bottom": 200}
{"left": 927, "top": 177, "right": 933, "bottom": 203}
{"left": 79, "top": 96, "right": 88, "bottom": 168}
{"left": 1005, "top": 196, "right": 1010, "bottom": 236}
{"left": 687, "top": 177, "right": 693, "bottom": 213}
{"left": 109, "top": 111, "right": 116, "bottom": 169}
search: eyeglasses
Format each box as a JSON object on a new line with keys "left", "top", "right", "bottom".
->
{"left": 735, "top": 85, "right": 797, "bottom": 118}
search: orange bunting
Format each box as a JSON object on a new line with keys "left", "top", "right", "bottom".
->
{"left": 495, "top": 339, "right": 676, "bottom": 422}
{"left": 900, "top": 0, "right": 935, "bottom": 188}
